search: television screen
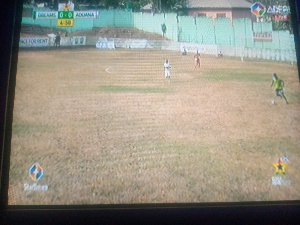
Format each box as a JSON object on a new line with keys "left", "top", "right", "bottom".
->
{"left": 2, "top": 0, "right": 300, "bottom": 211}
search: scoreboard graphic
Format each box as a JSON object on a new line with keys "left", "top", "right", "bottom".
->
{"left": 57, "top": 3, "right": 74, "bottom": 27}
{"left": 34, "top": 3, "right": 98, "bottom": 27}
{"left": 58, "top": 11, "right": 73, "bottom": 19}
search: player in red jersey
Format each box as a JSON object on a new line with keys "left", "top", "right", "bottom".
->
{"left": 194, "top": 51, "right": 200, "bottom": 68}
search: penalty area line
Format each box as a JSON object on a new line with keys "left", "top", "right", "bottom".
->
{"left": 105, "top": 67, "right": 113, "bottom": 74}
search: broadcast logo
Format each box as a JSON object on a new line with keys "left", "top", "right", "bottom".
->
{"left": 251, "top": 2, "right": 266, "bottom": 17}
{"left": 25, "top": 163, "right": 48, "bottom": 191}
{"left": 29, "top": 163, "right": 44, "bottom": 181}
{"left": 271, "top": 156, "right": 291, "bottom": 186}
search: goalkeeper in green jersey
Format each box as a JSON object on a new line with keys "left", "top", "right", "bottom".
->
{"left": 270, "top": 73, "right": 288, "bottom": 104}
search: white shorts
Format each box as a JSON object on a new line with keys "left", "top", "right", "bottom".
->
{"left": 165, "top": 70, "right": 170, "bottom": 78}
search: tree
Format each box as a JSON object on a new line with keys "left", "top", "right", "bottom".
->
{"left": 23, "top": 0, "right": 187, "bottom": 12}
{"left": 122, "top": 0, "right": 152, "bottom": 11}
{"left": 161, "top": 0, "right": 187, "bottom": 12}
{"left": 23, "top": 0, "right": 53, "bottom": 4}
{"left": 103, "top": 0, "right": 119, "bottom": 8}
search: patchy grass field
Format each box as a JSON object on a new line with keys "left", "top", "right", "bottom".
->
{"left": 8, "top": 48, "right": 300, "bottom": 205}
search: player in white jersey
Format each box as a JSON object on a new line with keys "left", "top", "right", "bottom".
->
{"left": 164, "top": 59, "right": 171, "bottom": 79}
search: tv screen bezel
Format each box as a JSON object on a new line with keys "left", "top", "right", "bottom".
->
{"left": 1, "top": 0, "right": 300, "bottom": 223}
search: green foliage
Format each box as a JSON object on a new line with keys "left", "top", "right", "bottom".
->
{"left": 161, "top": 0, "right": 187, "bottom": 12}
{"left": 102, "top": 0, "right": 119, "bottom": 8}
{"left": 122, "top": 0, "right": 151, "bottom": 11}
{"left": 74, "top": 0, "right": 100, "bottom": 5}
{"left": 272, "top": 20, "right": 292, "bottom": 33}
{"left": 23, "top": 0, "right": 53, "bottom": 4}
{"left": 25, "top": 0, "right": 187, "bottom": 12}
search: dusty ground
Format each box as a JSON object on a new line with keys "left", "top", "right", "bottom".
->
{"left": 8, "top": 49, "right": 300, "bottom": 205}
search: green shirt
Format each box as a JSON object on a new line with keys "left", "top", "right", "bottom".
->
{"left": 273, "top": 78, "right": 283, "bottom": 89}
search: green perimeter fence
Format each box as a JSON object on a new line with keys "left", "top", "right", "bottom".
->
{"left": 21, "top": 9, "right": 296, "bottom": 51}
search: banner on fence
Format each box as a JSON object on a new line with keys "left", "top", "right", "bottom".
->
{"left": 243, "top": 48, "right": 296, "bottom": 62}
{"left": 96, "top": 38, "right": 115, "bottom": 49}
{"left": 48, "top": 37, "right": 72, "bottom": 46}
{"left": 114, "top": 39, "right": 148, "bottom": 49}
{"left": 72, "top": 36, "right": 86, "bottom": 45}
{"left": 60, "top": 37, "right": 72, "bottom": 46}
{"left": 19, "top": 37, "right": 50, "bottom": 47}
{"left": 253, "top": 32, "right": 273, "bottom": 42}
{"left": 180, "top": 43, "right": 218, "bottom": 55}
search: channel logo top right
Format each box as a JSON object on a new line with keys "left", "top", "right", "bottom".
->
{"left": 251, "top": 2, "right": 266, "bottom": 17}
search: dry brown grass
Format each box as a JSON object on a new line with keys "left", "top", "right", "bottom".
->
{"left": 8, "top": 49, "right": 300, "bottom": 205}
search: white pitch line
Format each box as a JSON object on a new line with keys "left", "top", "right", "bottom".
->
{"left": 105, "top": 67, "right": 113, "bottom": 74}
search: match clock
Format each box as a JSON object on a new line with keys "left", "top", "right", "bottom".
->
{"left": 57, "top": 19, "right": 74, "bottom": 27}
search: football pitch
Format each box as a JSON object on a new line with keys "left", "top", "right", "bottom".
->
{"left": 9, "top": 48, "right": 300, "bottom": 205}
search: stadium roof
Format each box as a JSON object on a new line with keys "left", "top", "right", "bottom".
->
{"left": 186, "top": 0, "right": 252, "bottom": 9}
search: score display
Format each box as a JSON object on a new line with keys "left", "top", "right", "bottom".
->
{"left": 58, "top": 11, "right": 73, "bottom": 19}
{"left": 57, "top": 11, "right": 74, "bottom": 27}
